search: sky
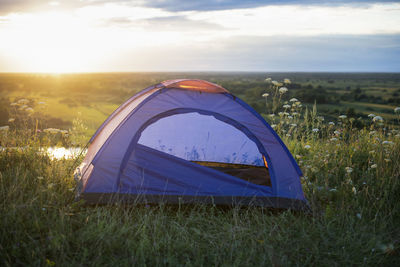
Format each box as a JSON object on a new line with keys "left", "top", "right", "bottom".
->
{"left": 0, "top": 0, "right": 399, "bottom": 72}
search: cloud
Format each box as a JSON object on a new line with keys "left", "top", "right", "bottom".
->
{"left": 0, "top": 0, "right": 398, "bottom": 15}
{"left": 113, "top": 34, "right": 400, "bottom": 72}
{"left": 141, "top": 0, "right": 399, "bottom": 11}
{"left": 102, "top": 15, "right": 226, "bottom": 32}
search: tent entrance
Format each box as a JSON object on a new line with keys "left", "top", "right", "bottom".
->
{"left": 192, "top": 161, "right": 271, "bottom": 186}
{"left": 137, "top": 111, "right": 271, "bottom": 187}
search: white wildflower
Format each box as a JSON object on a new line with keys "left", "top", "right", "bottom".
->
{"left": 352, "top": 187, "right": 357, "bottom": 194}
{"left": 371, "top": 164, "right": 377, "bottom": 169}
{"left": 289, "top": 98, "right": 298, "bottom": 102}
{"left": 368, "top": 113, "right": 376, "bottom": 118}
{"left": 394, "top": 107, "right": 400, "bottom": 113}
{"left": 284, "top": 78, "right": 291, "bottom": 84}
{"left": 272, "top": 80, "right": 279, "bottom": 86}
{"left": 43, "top": 128, "right": 61, "bottom": 134}
{"left": 369, "top": 131, "right": 377, "bottom": 135}
{"left": 10, "top": 102, "right": 17, "bottom": 106}
{"left": 271, "top": 124, "right": 277, "bottom": 129}
{"left": 290, "top": 123, "right": 297, "bottom": 127}
{"left": 283, "top": 104, "right": 291, "bottom": 109}
{"left": 17, "top": 99, "right": 29, "bottom": 105}
{"left": 372, "top": 116, "right": 383, "bottom": 122}
{"left": 334, "top": 130, "right": 340, "bottom": 135}
{"left": 317, "top": 116, "right": 324, "bottom": 121}
{"left": 329, "top": 122, "right": 335, "bottom": 125}
{"left": 25, "top": 107, "right": 34, "bottom": 114}
{"left": 8, "top": 118, "right": 15, "bottom": 123}
{"left": 312, "top": 128, "right": 319, "bottom": 133}
{"left": 338, "top": 115, "right": 347, "bottom": 119}
{"left": 382, "top": 140, "right": 394, "bottom": 145}
{"left": 304, "top": 145, "right": 311, "bottom": 149}
{"left": 329, "top": 188, "right": 337, "bottom": 192}
{"left": 330, "top": 137, "right": 338, "bottom": 141}
{"left": 345, "top": 167, "right": 353, "bottom": 173}
{"left": 279, "top": 87, "right": 288, "bottom": 94}
{"left": 0, "top": 125, "right": 10, "bottom": 131}
{"left": 262, "top": 93, "right": 269, "bottom": 98}
{"left": 268, "top": 114, "right": 275, "bottom": 117}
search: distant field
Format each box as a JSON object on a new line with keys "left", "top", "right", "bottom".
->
{"left": 0, "top": 72, "right": 399, "bottom": 138}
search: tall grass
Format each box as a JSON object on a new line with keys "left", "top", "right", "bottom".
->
{"left": 0, "top": 83, "right": 399, "bottom": 266}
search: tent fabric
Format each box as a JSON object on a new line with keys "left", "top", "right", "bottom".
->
{"left": 75, "top": 79, "right": 308, "bottom": 210}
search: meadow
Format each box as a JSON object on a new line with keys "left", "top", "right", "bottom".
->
{"left": 0, "top": 73, "right": 399, "bottom": 265}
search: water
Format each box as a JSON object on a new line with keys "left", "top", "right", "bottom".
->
{"left": 0, "top": 146, "right": 87, "bottom": 160}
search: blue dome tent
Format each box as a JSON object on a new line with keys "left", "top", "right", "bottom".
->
{"left": 75, "top": 79, "right": 308, "bottom": 210}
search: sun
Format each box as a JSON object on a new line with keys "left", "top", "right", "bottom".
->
{"left": 0, "top": 12, "right": 97, "bottom": 73}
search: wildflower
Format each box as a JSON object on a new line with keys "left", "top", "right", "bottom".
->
{"left": 283, "top": 104, "right": 291, "bottom": 109}
{"left": 295, "top": 101, "right": 301, "bottom": 106}
{"left": 292, "top": 112, "right": 299, "bottom": 116}
{"left": 295, "top": 154, "right": 302, "bottom": 159}
{"left": 278, "top": 112, "right": 283, "bottom": 116}
{"left": 345, "top": 167, "right": 353, "bottom": 173}
{"left": 329, "top": 188, "right": 337, "bottom": 192}
{"left": 369, "top": 150, "right": 375, "bottom": 154}
{"left": 0, "top": 125, "right": 9, "bottom": 131}
{"left": 289, "top": 98, "right": 298, "bottom": 102}
{"left": 369, "top": 131, "right": 377, "bottom": 135}
{"left": 10, "top": 102, "right": 17, "bottom": 106}
{"left": 19, "top": 105, "right": 28, "bottom": 110}
{"left": 265, "top": 78, "right": 272, "bottom": 83}
{"left": 304, "top": 145, "right": 311, "bottom": 149}
{"left": 262, "top": 93, "right": 269, "bottom": 98}
{"left": 283, "top": 112, "right": 290, "bottom": 116}
{"left": 394, "top": 107, "right": 400, "bottom": 113}
{"left": 368, "top": 113, "right": 376, "bottom": 118}
{"left": 352, "top": 187, "right": 357, "bottom": 194}
{"left": 384, "top": 158, "right": 391, "bottom": 163}
{"left": 8, "top": 118, "right": 15, "bottom": 123}
{"left": 288, "top": 115, "right": 293, "bottom": 119}
{"left": 47, "top": 183, "right": 54, "bottom": 189}
{"left": 60, "top": 130, "right": 68, "bottom": 134}
{"left": 317, "top": 116, "right": 324, "bottom": 121}
{"left": 25, "top": 107, "right": 34, "bottom": 114}
{"left": 338, "top": 115, "right": 347, "bottom": 119}
{"left": 37, "top": 176, "right": 44, "bottom": 180}
{"left": 44, "top": 128, "right": 61, "bottom": 134}
{"left": 382, "top": 140, "right": 394, "bottom": 145}
{"left": 290, "top": 123, "right": 297, "bottom": 127}
{"left": 334, "top": 130, "right": 340, "bottom": 135}
{"left": 68, "top": 188, "right": 74, "bottom": 192}
{"left": 356, "top": 213, "right": 362, "bottom": 219}
{"left": 330, "top": 137, "right": 338, "bottom": 141}
{"left": 17, "top": 98, "right": 29, "bottom": 105}
{"left": 271, "top": 124, "right": 277, "bottom": 128}
{"left": 271, "top": 80, "right": 279, "bottom": 86}
{"left": 312, "top": 128, "right": 319, "bottom": 133}
{"left": 279, "top": 87, "right": 288, "bottom": 94}
{"left": 328, "top": 121, "right": 335, "bottom": 125}
{"left": 286, "top": 133, "right": 291, "bottom": 137}
{"left": 268, "top": 114, "right": 275, "bottom": 117}
{"left": 371, "top": 164, "right": 377, "bottom": 169}
{"left": 372, "top": 116, "right": 383, "bottom": 122}
{"left": 284, "top": 78, "right": 291, "bottom": 84}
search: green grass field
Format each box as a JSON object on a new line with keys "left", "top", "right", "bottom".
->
{"left": 0, "top": 73, "right": 399, "bottom": 265}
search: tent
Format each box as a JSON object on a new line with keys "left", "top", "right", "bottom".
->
{"left": 75, "top": 79, "right": 308, "bottom": 210}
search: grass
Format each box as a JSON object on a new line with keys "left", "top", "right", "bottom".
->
{"left": 0, "top": 76, "right": 400, "bottom": 266}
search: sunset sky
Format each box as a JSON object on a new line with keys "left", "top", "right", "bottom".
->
{"left": 0, "top": 0, "right": 399, "bottom": 73}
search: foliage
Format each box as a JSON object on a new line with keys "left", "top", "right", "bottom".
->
{"left": 0, "top": 75, "right": 399, "bottom": 265}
